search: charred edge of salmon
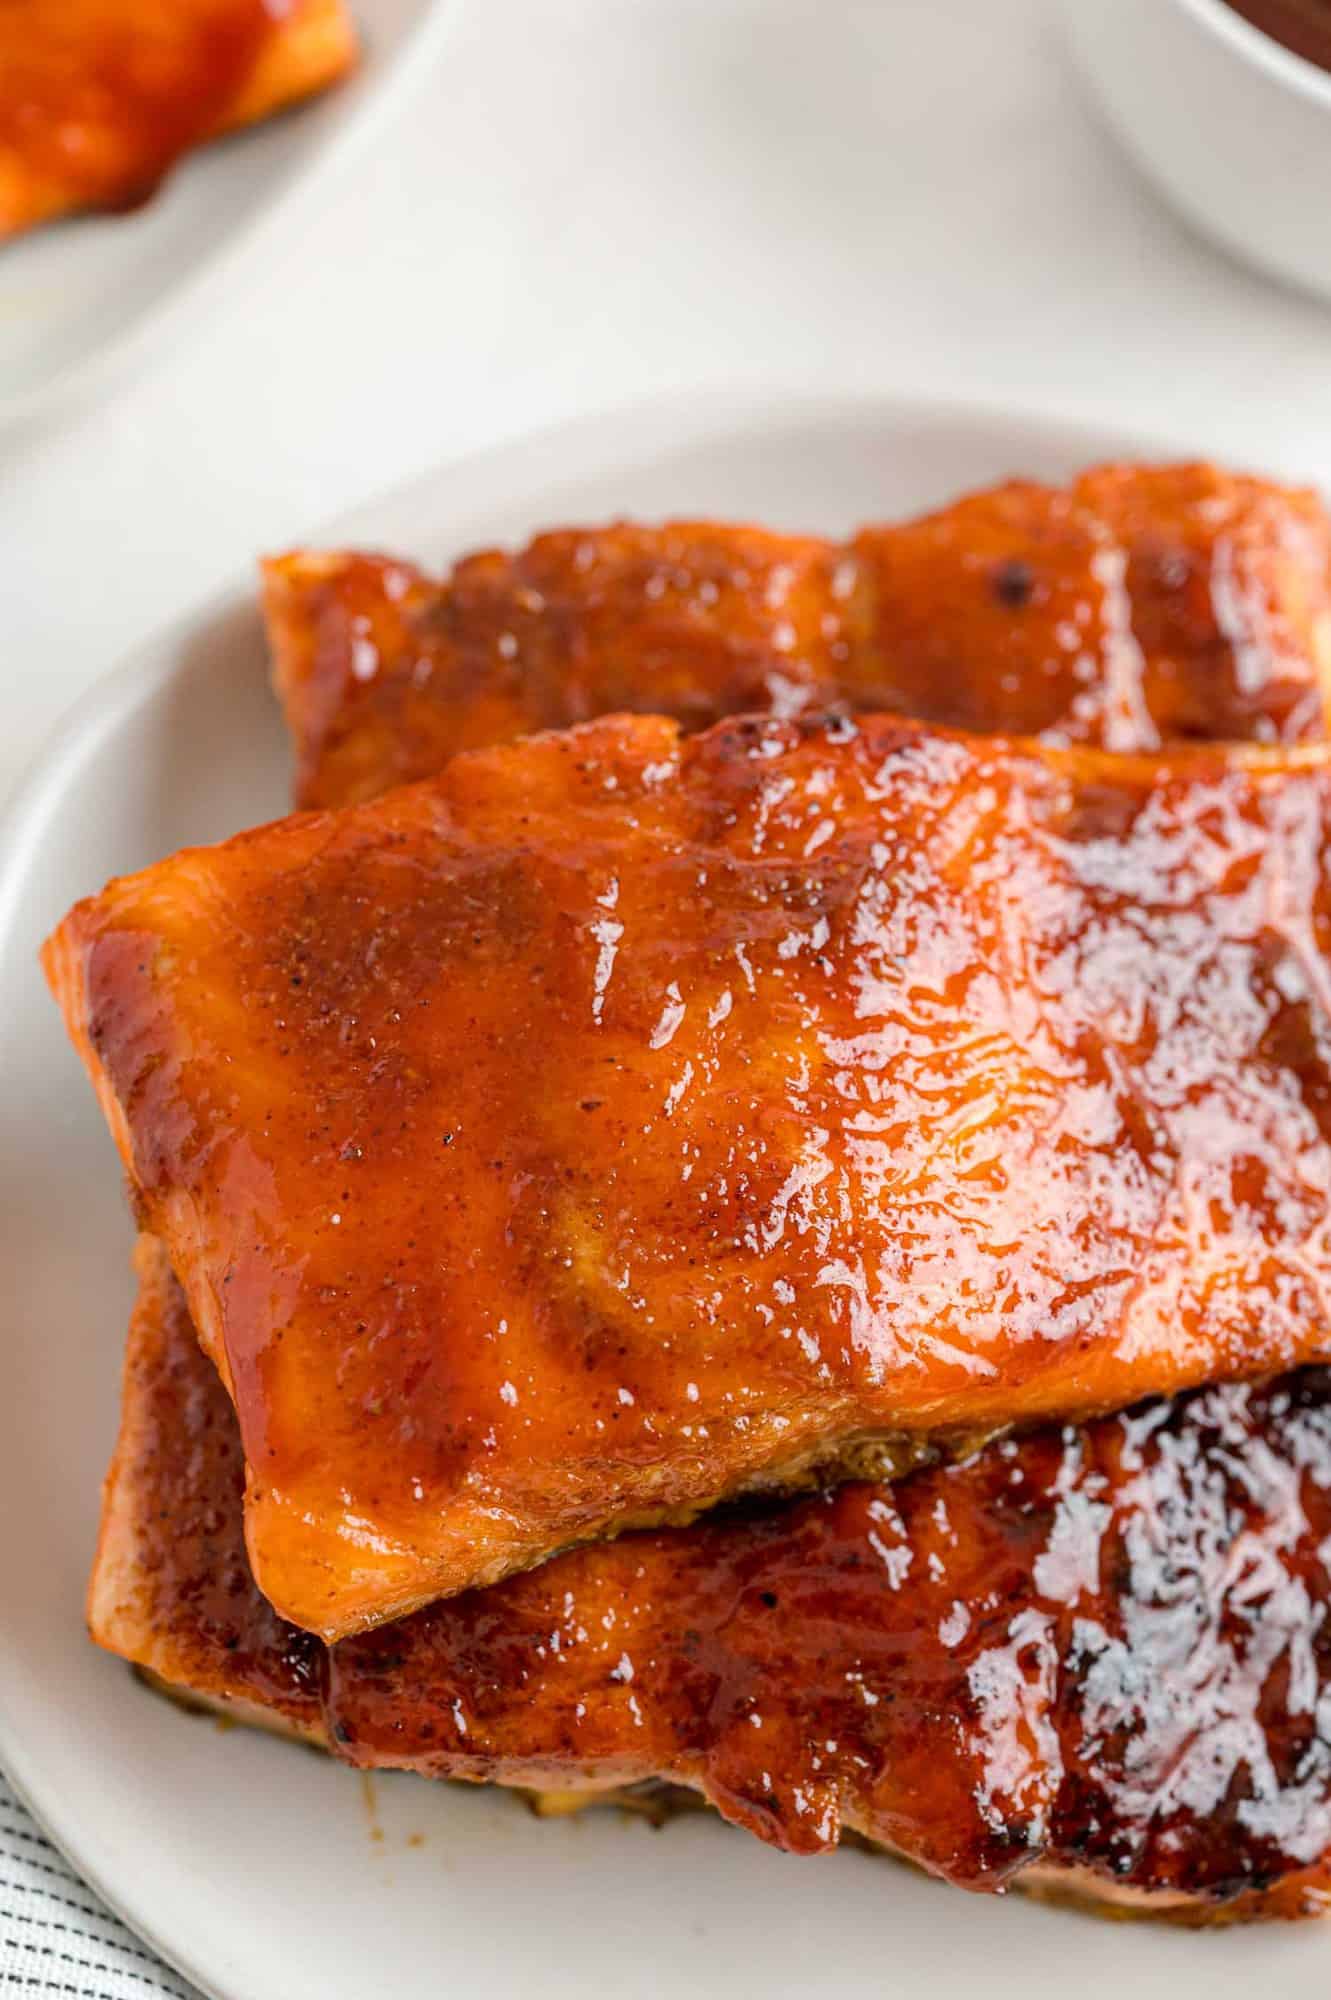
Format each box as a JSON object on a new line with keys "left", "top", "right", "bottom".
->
{"left": 129, "top": 1664, "right": 1325, "bottom": 1924}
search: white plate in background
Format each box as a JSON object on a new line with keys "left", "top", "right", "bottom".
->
{"left": 2, "top": 390, "right": 1329, "bottom": 2000}
{"left": 0, "top": 0, "right": 457, "bottom": 436}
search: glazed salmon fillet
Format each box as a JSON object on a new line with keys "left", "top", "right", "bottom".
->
{"left": 45, "top": 709, "right": 1331, "bottom": 1636}
{"left": 91, "top": 1239, "right": 1331, "bottom": 1923}
{"left": 0, "top": 0, "right": 357, "bottom": 243}
{"left": 264, "top": 464, "right": 1331, "bottom": 809}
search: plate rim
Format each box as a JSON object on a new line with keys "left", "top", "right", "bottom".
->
{"left": 0, "top": 381, "right": 1311, "bottom": 1999}
{"left": 0, "top": 0, "right": 461, "bottom": 440}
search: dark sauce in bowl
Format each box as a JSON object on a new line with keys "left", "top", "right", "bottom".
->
{"left": 1225, "top": 0, "right": 1331, "bottom": 73}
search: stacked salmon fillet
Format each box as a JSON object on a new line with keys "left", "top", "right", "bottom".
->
{"left": 45, "top": 463, "right": 1331, "bottom": 1921}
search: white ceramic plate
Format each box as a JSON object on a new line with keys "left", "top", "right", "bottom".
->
{"left": 0, "top": 0, "right": 456, "bottom": 436}
{"left": 3, "top": 391, "right": 1330, "bottom": 2000}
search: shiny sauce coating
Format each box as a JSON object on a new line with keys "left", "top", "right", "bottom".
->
{"left": 338, "top": 1371, "right": 1331, "bottom": 1917}
{"left": 97, "top": 1247, "right": 1331, "bottom": 1919}
{"left": 46, "top": 711, "right": 1331, "bottom": 1636}
{"left": 264, "top": 464, "right": 1331, "bottom": 809}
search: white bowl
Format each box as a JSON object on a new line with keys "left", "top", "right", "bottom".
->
{"left": 0, "top": 0, "right": 457, "bottom": 437}
{"left": 1062, "top": 0, "right": 1331, "bottom": 302}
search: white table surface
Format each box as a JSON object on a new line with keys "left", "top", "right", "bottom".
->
{"left": 4, "top": 0, "right": 1331, "bottom": 813}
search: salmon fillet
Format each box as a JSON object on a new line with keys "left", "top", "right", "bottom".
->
{"left": 0, "top": 0, "right": 357, "bottom": 243}
{"left": 45, "top": 710, "right": 1331, "bottom": 1636}
{"left": 91, "top": 1238, "right": 1331, "bottom": 1923}
{"left": 264, "top": 465, "right": 1331, "bottom": 809}
{"left": 86, "top": 467, "right": 1331, "bottom": 1914}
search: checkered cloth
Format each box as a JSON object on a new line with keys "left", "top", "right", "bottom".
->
{"left": 0, "top": 1776, "right": 195, "bottom": 1999}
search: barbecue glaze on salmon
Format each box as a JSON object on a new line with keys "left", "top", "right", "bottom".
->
{"left": 46, "top": 710, "right": 1331, "bottom": 1636}
{"left": 92, "top": 1239, "right": 1331, "bottom": 1924}
{"left": 264, "top": 465, "right": 1331, "bottom": 809}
